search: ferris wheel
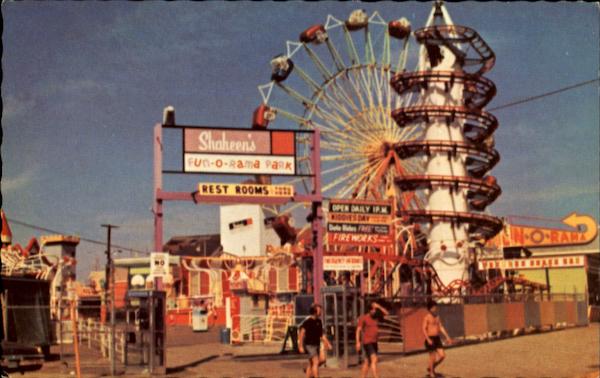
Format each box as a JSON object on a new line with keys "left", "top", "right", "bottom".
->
{"left": 252, "top": 9, "right": 429, "bottom": 234}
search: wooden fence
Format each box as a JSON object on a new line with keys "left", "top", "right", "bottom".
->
{"left": 400, "top": 294, "right": 588, "bottom": 353}
{"left": 74, "top": 318, "right": 127, "bottom": 363}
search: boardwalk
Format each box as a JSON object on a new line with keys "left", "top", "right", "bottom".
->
{"left": 6, "top": 323, "right": 599, "bottom": 377}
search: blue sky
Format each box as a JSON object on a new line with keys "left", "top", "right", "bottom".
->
{"left": 2, "top": 2, "right": 598, "bottom": 277}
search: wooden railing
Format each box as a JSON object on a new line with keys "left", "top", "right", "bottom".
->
{"left": 75, "top": 318, "right": 127, "bottom": 363}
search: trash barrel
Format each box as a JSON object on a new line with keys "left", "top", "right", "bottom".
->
{"left": 192, "top": 307, "right": 208, "bottom": 332}
{"left": 220, "top": 328, "right": 230, "bottom": 344}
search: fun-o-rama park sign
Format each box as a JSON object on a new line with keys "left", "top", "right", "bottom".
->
{"left": 327, "top": 199, "right": 393, "bottom": 246}
{"left": 184, "top": 128, "right": 296, "bottom": 175}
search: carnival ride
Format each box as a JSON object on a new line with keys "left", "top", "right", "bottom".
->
{"left": 1, "top": 213, "right": 74, "bottom": 282}
{"left": 390, "top": 3, "right": 504, "bottom": 295}
{"left": 1, "top": 211, "right": 79, "bottom": 322}
{"left": 251, "top": 8, "right": 427, "bottom": 299}
{"left": 183, "top": 3, "right": 548, "bottom": 301}
{"left": 1, "top": 240, "right": 68, "bottom": 280}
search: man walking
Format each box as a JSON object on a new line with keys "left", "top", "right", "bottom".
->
{"left": 356, "top": 301, "right": 389, "bottom": 378}
{"left": 422, "top": 301, "right": 453, "bottom": 377}
{"left": 299, "top": 303, "right": 332, "bottom": 378}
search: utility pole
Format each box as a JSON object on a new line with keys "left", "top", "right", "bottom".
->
{"left": 102, "top": 224, "right": 119, "bottom": 377}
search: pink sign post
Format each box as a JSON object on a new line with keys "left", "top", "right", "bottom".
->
{"left": 153, "top": 124, "right": 164, "bottom": 253}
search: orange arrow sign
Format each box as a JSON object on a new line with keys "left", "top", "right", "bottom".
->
{"left": 487, "top": 212, "right": 597, "bottom": 248}
{"left": 561, "top": 212, "right": 598, "bottom": 242}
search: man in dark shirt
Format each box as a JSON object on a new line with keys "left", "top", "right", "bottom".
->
{"left": 299, "top": 303, "right": 332, "bottom": 378}
{"left": 356, "top": 301, "right": 389, "bottom": 378}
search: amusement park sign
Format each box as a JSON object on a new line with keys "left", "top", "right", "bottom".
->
{"left": 185, "top": 129, "right": 273, "bottom": 154}
{"left": 185, "top": 154, "right": 295, "bottom": 175}
{"left": 197, "top": 183, "right": 294, "bottom": 198}
{"left": 486, "top": 213, "right": 598, "bottom": 249}
{"left": 183, "top": 128, "right": 297, "bottom": 175}
{"left": 327, "top": 199, "right": 393, "bottom": 247}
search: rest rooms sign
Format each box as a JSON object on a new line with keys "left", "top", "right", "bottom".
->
{"left": 184, "top": 128, "right": 296, "bottom": 175}
{"left": 327, "top": 199, "right": 393, "bottom": 246}
{"left": 478, "top": 255, "right": 586, "bottom": 270}
{"left": 150, "top": 252, "right": 169, "bottom": 277}
{"left": 198, "top": 183, "right": 294, "bottom": 198}
{"left": 323, "top": 255, "right": 364, "bottom": 271}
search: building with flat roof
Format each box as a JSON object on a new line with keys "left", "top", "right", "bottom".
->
{"left": 482, "top": 214, "right": 599, "bottom": 302}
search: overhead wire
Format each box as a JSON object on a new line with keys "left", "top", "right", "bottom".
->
{"left": 6, "top": 217, "right": 150, "bottom": 255}
{"left": 488, "top": 77, "right": 599, "bottom": 112}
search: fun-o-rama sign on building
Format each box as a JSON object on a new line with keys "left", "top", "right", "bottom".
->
{"left": 482, "top": 212, "right": 598, "bottom": 295}
{"left": 487, "top": 213, "right": 598, "bottom": 248}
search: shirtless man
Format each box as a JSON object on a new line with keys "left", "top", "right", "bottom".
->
{"left": 422, "top": 301, "right": 452, "bottom": 377}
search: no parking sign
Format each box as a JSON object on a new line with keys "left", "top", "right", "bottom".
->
{"left": 151, "top": 252, "right": 169, "bottom": 277}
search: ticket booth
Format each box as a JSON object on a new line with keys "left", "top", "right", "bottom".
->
{"left": 125, "top": 290, "right": 166, "bottom": 375}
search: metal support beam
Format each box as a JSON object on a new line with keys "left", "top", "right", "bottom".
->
{"left": 153, "top": 124, "right": 164, "bottom": 252}
{"left": 311, "top": 129, "right": 324, "bottom": 304}
{"left": 102, "top": 223, "right": 118, "bottom": 377}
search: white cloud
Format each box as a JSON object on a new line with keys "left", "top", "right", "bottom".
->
{"left": 1, "top": 170, "right": 37, "bottom": 192}
{"left": 39, "top": 78, "right": 116, "bottom": 98}
{"left": 1, "top": 95, "right": 36, "bottom": 123}
{"left": 62, "top": 79, "right": 110, "bottom": 92}
{"left": 3, "top": 79, "right": 116, "bottom": 127}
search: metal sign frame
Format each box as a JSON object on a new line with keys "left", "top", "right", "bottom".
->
{"left": 152, "top": 123, "right": 325, "bottom": 302}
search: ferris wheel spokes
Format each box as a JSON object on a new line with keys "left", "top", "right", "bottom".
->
{"left": 253, "top": 9, "right": 428, "bottom": 232}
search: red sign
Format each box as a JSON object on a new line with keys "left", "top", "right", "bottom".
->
{"left": 184, "top": 129, "right": 295, "bottom": 155}
{"left": 327, "top": 199, "right": 394, "bottom": 247}
{"left": 229, "top": 296, "right": 241, "bottom": 343}
{"left": 327, "top": 233, "right": 393, "bottom": 246}
{"left": 328, "top": 213, "right": 391, "bottom": 224}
